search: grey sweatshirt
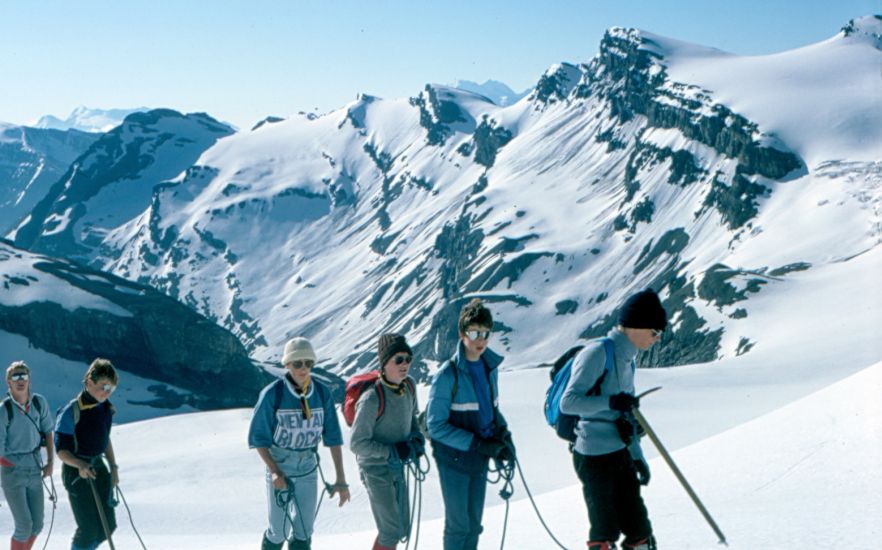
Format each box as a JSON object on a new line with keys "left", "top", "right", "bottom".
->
{"left": 350, "top": 378, "right": 420, "bottom": 468}
{"left": 0, "top": 393, "right": 54, "bottom": 464}
{"left": 560, "top": 328, "right": 645, "bottom": 457}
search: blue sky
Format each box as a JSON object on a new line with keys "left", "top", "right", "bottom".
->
{"left": 1, "top": 0, "right": 879, "bottom": 130}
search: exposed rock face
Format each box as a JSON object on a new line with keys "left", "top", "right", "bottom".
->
{"left": 0, "top": 240, "right": 269, "bottom": 408}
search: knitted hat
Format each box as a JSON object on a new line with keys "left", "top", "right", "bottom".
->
{"left": 619, "top": 289, "right": 668, "bottom": 331}
{"left": 281, "top": 337, "right": 317, "bottom": 366}
{"left": 377, "top": 333, "right": 413, "bottom": 368}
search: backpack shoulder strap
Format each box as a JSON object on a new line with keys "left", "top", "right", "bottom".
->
{"left": 273, "top": 379, "right": 285, "bottom": 411}
{"left": 601, "top": 337, "right": 615, "bottom": 373}
{"left": 3, "top": 398, "right": 11, "bottom": 427}
{"left": 586, "top": 338, "right": 615, "bottom": 396}
{"left": 449, "top": 359, "right": 458, "bottom": 400}
{"left": 373, "top": 379, "right": 386, "bottom": 419}
{"left": 32, "top": 395, "right": 43, "bottom": 416}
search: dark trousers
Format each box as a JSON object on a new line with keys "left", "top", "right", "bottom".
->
{"left": 62, "top": 463, "right": 117, "bottom": 548}
{"left": 573, "top": 448, "right": 652, "bottom": 545}
{"left": 436, "top": 460, "right": 487, "bottom": 550}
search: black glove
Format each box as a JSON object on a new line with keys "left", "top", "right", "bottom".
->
{"left": 498, "top": 429, "right": 515, "bottom": 462}
{"left": 410, "top": 435, "right": 426, "bottom": 458}
{"left": 609, "top": 392, "right": 639, "bottom": 412}
{"left": 475, "top": 437, "right": 506, "bottom": 459}
{"left": 633, "top": 458, "right": 651, "bottom": 486}
{"left": 616, "top": 416, "right": 636, "bottom": 445}
{"left": 394, "top": 441, "right": 414, "bottom": 461}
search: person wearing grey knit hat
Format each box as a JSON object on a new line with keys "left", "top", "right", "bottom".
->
{"left": 249, "top": 337, "right": 350, "bottom": 550}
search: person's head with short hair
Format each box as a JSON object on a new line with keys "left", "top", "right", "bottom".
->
{"left": 377, "top": 333, "right": 413, "bottom": 384}
{"left": 281, "top": 337, "right": 316, "bottom": 387}
{"left": 83, "top": 358, "right": 118, "bottom": 402}
{"left": 458, "top": 299, "right": 494, "bottom": 361}
{"left": 6, "top": 361, "right": 31, "bottom": 399}
{"left": 6, "top": 360, "right": 30, "bottom": 380}
{"left": 619, "top": 288, "right": 668, "bottom": 351}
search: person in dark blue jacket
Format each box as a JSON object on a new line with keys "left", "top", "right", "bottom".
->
{"left": 55, "top": 359, "right": 120, "bottom": 550}
{"left": 248, "top": 337, "right": 350, "bottom": 550}
{"left": 425, "top": 299, "right": 513, "bottom": 550}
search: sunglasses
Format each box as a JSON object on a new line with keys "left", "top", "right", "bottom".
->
{"left": 650, "top": 329, "right": 663, "bottom": 338}
{"left": 99, "top": 383, "right": 116, "bottom": 393}
{"left": 9, "top": 373, "right": 29, "bottom": 382}
{"left": 392, "top": 355, "right": 413, "bottom": 366}
{"left": 288, "top": 360, "right": 315, "bottom": 370}
{"left": 464, "top": 330, "right": 491, "bottom": 341}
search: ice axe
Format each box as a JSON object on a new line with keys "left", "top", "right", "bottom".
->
{"left": 87, "top": 462, "right": 117, "bottom": 550}
{"left": 630, "top": 399, "right": 728, "bottom": 546}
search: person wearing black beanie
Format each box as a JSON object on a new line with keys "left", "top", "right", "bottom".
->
{"left": 559, "top": 288, "right": 668, "bottom": 550}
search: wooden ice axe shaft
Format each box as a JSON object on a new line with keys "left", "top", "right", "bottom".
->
{"left": 631, "top": 406, "right": 728, "bottom": 546}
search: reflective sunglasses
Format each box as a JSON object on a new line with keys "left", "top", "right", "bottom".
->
{"left": 9, "top": 373, "right": 29, "bottom": 382}
{"left": 288, "top": 360, "right": 315, "bottom": 370}
{"left": 392, "top": 355, "right": 413, "bottom": 366}
{"left": 464, "top": 330, "right": 491, "bottom": 341}
{"left": 99, "top": 383, "right": 116, "bottom": 393}
{"left": 650, "top": 329, "right": 663, "bottom": 338}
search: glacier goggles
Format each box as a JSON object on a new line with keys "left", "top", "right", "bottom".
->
{"left": 464, "top": 329, "right": 492, "bottom": 341}
{"left": 9, "top": 373, "right": 29, "bottom": 382}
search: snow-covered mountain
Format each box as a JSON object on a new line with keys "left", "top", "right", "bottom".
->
{"left": 0, "top": 123, "right": 99, "bottom": 234}
{"left": 0, "top": 239, "right": 269, "bottom": 411}
{"left": 33, "top": 106, "right": 150, "bottom": 133}
{"left": 453, "top": 79, "right": 530, "bottom": 106}
{"left": 7, "top": 17, "right": 882, "bottom": 382}
{"left": 10, "top": 109, "right": 234, "bottom": 261}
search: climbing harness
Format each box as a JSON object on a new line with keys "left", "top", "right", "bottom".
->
{"left": 273, "top": 450, "right": 338, "bottom": 544}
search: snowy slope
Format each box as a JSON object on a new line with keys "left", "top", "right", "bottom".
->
{"left": 6, "top": 239, "right": 876, "bottom": 547}
{"left": 6, "top": 349, "right": 877, "bottom": 549}
{"left": 0, "top": 123, "right": 98, "bottom": 234}
{"left": 659, "top": 15, "right": 882, "bottom": 165}
{"left": 67, "top": 17, "right": 880, "bottom": 381}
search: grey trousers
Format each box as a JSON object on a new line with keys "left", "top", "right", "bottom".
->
{"left": 1, "top": 461, "right": 44, "bottom": 541}
{"left": 360, "top": 462, "right": 409, "bottom": 547}
{"left": 265, "top": 448, "right": 318, "bottom": 545}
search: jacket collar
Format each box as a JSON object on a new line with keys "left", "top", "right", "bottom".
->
{"left": 284, "top": 374, "right": 315, "bottom": 399}
{"left": 453, "top": 341, "right": 504, "bottom": 372}
{"left": 609, "top": 327, "right": 639, "bottom": 361}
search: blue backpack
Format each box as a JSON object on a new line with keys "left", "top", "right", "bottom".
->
{"left": 544, "top": 338, "right": 614, "bottom": 442}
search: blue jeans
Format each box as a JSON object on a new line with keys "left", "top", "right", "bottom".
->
{"left": 436, "top": 460, "right": 488, "bottom": 550}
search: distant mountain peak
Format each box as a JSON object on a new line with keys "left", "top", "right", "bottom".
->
{"left": 452, "top": 79, "right": 529, "bottom": 106}
{"left": 841, "top": 15, "right": 882, "bottom": 45}
{"left": 34, "top": 106, "right": 150, "bottom": 133}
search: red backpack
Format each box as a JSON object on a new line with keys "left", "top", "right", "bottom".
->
{"left": 343, "top": 371, "right": 414, "bottom": 427}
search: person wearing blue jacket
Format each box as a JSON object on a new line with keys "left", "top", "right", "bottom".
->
{"left": 560, "top": 289, "right": 667, "bottom": 550}
{"left": 425, "top": 299, "right": 513, "bottom": 550}
{"left": 248, "top": 337, "right": 350, "bottom": 550}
